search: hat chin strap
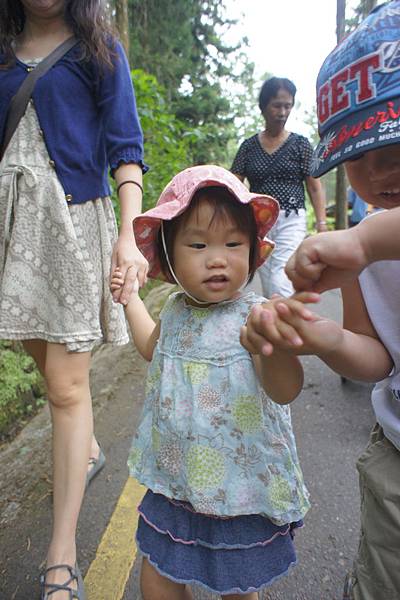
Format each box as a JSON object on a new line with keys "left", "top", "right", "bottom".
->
{"left": 160, "top": 222, "right": 249, "bottom": 306}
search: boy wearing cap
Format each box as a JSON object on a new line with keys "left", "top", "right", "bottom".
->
{"left": 242, "top": 3, "right": 400, "bottom": 599}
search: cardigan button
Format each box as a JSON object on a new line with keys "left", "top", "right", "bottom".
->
{"left": 65, "top": 194, "right": 73, "bottom": 202}
{"left": 27, "top": 66, "right": 34, "bottom": 72}
{"left": 39, "top": 129, "right": 44, "bottom": 137}
{"left": 49, "top": 159, "right": 56, "bottom": 168}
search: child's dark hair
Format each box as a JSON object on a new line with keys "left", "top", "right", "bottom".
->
{"left": 158, "top": 186, "right": 259, "bottom": 283}
{"left": 258, "top": 77, "right": 297, "bottom": 113}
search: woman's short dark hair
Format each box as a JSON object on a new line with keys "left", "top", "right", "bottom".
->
{"left": 0, "top": 0, "right": 117, "bottom": 68}
{"left": 157, "top": 186, "right": 259, "bottom": 283}
{"left": 258, "top": 77, "right": 297, "bottom": 112}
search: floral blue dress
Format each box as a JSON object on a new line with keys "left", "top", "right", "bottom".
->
{"left": 129, "top": 291, "right": 310, "bottom": 595}
{"left": 129, "top": 290, "right": 309, "bottom": 524}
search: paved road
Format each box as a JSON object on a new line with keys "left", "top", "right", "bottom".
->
{"left": 0, "top": 284, "right": 374, "bottom": 600}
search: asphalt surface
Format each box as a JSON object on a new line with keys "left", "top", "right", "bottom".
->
{"left": 0, "top": 283, "right": 375, "bottom": 600}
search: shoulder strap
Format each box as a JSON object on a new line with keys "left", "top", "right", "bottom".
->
{"left": 1, "top": 36, "right": 78, "bottom": 160}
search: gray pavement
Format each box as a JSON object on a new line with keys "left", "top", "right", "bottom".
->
{"left": 0, "top": 283, "right": 374, "bottom": 600}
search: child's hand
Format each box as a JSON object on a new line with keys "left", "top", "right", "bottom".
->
{"left": 240, "top": 291, "right": 332, "bottom": 356}
{"left": 110, "top": 268, "right": 124, "bottom": 295}
{"left": 110, "top": 268, "right": 139, "bottom": 298}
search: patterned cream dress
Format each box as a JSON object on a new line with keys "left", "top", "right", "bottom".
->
{"left": 0, "top": 62, "right": 129, "bottom": 352}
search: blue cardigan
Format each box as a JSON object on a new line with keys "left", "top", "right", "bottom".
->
{"left": 0, "top": 41, "right": 147, "bottom": 204}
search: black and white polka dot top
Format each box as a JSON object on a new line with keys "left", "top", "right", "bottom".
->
{"left": 231, "top": 132, "right": 314, "bottom": 216}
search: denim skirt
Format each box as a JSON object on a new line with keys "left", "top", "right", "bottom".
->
{"left": 136, "top": 490, "right": 302, "bottom": 596}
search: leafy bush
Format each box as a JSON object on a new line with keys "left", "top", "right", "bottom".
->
{"left": 134, "top": 68, "right": 206, "bottom": 210}
{"left": 0, "top": 341, "right": 44, "bottom": 440}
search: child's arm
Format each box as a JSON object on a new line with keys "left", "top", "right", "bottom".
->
{"left": 242, "top": 287, "right": 393, "bottom": 383}
{"left": 285, "top": 207, "right": 400, "bottom": 293}
{"left": 111, "top": 270, "right": 159, "bottom": 361}
{"left": 250, "top": 328, "right": 304, "bottom": 406}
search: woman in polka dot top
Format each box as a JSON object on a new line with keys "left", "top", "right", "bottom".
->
{"left": 231, "top": 76, "right": 327, "bottom": 298}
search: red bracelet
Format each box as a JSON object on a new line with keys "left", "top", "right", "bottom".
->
{"left": 117, "top": 180, "right": 143, "bottom": 195}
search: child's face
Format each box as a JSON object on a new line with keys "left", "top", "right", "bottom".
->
{"left": 345, "top": 143, "right": 400, "bottom": 210}
{"left": 172, "top": 198, "right": 251, "bottom": 306}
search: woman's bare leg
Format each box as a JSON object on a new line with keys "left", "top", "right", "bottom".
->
{"left": 23, "top": 339, "right": 100, "bottom": 470}
{"left": 24, "top": 341, "right": 92, "bottom": 599}
{"left": 141, "top": 557, "right": 193, "bottom": 600}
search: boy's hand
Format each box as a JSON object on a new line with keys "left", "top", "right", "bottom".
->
{"left": 285, "top": 230, "right": 367, "bottom": 292}
{"left": 241, "top": 291, "right": 344, "bottom": 357}
{"left": 240, "top": 292, "right": 320, "bottom": 356}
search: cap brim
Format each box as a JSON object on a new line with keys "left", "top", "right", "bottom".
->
{"left": 311, "top": 96, "right": 400, "bottom": 177}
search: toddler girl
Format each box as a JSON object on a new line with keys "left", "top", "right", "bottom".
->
{"left": 112, "top": 165, "right": 314, "bottom": 599}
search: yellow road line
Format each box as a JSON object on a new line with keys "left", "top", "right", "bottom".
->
{"left": 85, "top": 477, "right": 146, "bottom": 600}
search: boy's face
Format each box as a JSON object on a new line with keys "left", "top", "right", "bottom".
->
{"left": 345, "top": 144, "right": 400, "bottom": 209}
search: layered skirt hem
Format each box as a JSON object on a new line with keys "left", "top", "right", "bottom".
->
{"left": 136, "top": 490, "right": 301, "bottom": 595}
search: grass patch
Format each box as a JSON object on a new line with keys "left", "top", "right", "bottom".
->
{"left": 0, "top": 341, "right": 45, "bottom": 442}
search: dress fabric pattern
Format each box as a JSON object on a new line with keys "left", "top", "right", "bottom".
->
{"left": 230, "top": 133, "right": 313, "bottom": 215}
{"left": 129, "top": 291, "right": 310, "bottom": 525}
{"left": 0, "top": 90, "right": 128, "bottom": 351}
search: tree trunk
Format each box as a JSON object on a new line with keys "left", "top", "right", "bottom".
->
{"left": 115, "top": 0, "right": 130, "bottom": 57}
{"left": 335, "top": 0, "right": 347, "bottom": 230}
{"left": 361, "top": 0, "right": 377, "bottom": 17}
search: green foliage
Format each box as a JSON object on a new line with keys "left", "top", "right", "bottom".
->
{"left": 126, "top": 0, "right": 254, "bottom": 165}
{"left": 345, "top": 0, "right": 381, "bottom": 31}
{"left": 0, "top": 341, "right": 44, "bottom": 440}
{"left": 132, "top": 69, "right": 199, "bottom": 210}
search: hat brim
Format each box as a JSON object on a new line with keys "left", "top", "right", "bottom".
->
{"left": 133, "top": 181, "right": 279, "bottom": 282}
{"left": 311, "top": 96, "right": 400, "bottom": 177}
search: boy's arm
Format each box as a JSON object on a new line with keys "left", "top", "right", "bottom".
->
{"left": 124, "top": 294, "right": 160, "bottom": 361}
{"left": 322, "top": 280, "right": 393, "bottom": 381}
{"left": 286, "top": 207, "right": 400, "bottom": 292}
{"left": 356, "top": 207, "right": 400, "bottom": 262}
{"left": 242, "top": 287, "right": 393, "bottom": 383}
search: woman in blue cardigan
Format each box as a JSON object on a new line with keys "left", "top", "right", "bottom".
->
{"left": 0, "top": 1, "right": 148, "bottom": 598}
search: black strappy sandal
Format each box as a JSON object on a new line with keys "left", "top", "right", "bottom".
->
{"left": 40, "top": 564, "right": 86, "bottom": 599}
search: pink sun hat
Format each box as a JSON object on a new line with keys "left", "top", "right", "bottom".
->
{"left": 133, "top": 164, "right": 279, "bottom": 282}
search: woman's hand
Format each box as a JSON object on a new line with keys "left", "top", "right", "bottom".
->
{"left": 110, "top": 233, "right": 148, "bottom": 305}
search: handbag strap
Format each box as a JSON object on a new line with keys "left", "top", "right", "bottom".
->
{"left": 1, "top": 36, "right": 78, "bottom": 160}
